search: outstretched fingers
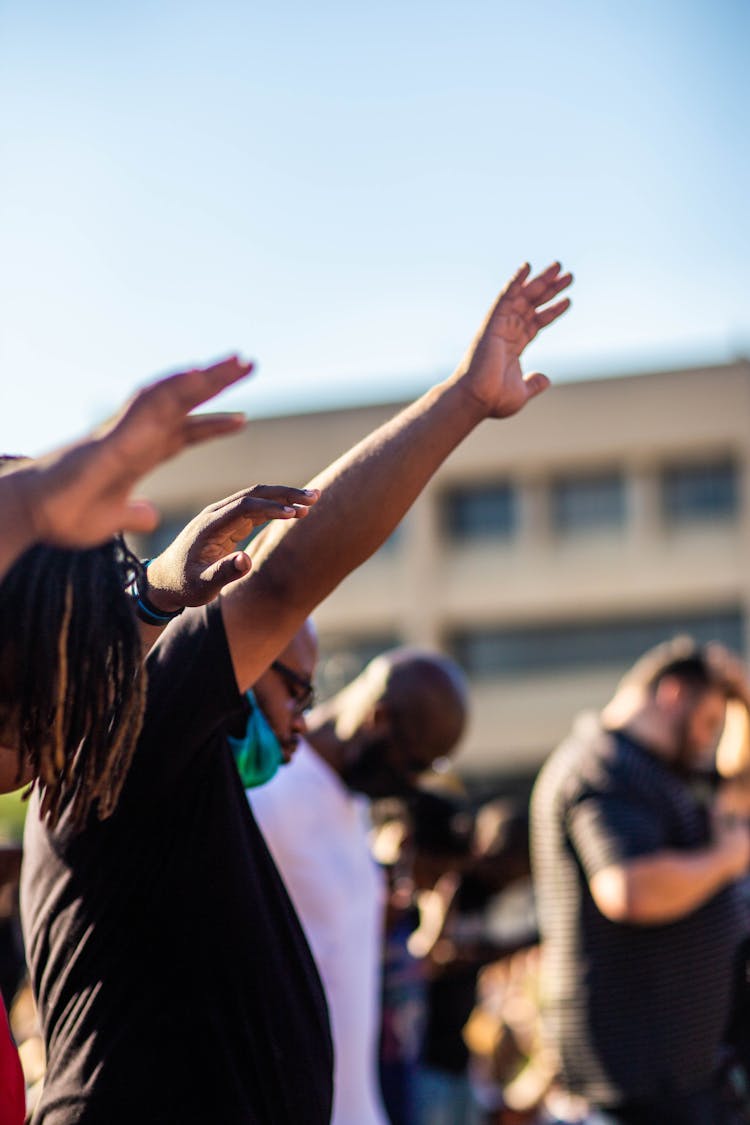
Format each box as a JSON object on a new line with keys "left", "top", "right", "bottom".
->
{"left": 244, "top": 484, "right": 319, "bottom": 511}
{"left": 119, "top": 498, "right": 161, "bottom": 535}
{"left": 155, "top": 356, "right": 255, "bottom": 415}
{"left": 205, "top": 486, "right": 319, "bottom": 534}
{"left": 535, "top": 296, "right": 572, "bottom": 330}
{"left": 207, "top": 485, "right": 319, "bottom": 512}
{"left": 181, "top": 412, "right": 248, "bottom": 447}
{"left": 120, "top": 357, "right": 253, "bottom": 447}
{"left": 489, "top": 263, "right": 531, "bottom": 314}
{"left": 523, "top": 263, "right": 573, "bottom": 308}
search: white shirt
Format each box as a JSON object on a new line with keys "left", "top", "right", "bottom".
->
{"left": 249, "top": 740, "right": 388, "bottom": 1125}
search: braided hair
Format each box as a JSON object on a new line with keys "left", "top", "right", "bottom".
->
{"left": 0, "top": 528, "right": 147, "bottom": 830}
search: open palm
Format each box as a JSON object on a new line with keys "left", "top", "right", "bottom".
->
{"left": 460, "top": 262, "right": 573, "bottom": 418}
{"left": 27, "top": 356, "right": 253, "bottom": 548}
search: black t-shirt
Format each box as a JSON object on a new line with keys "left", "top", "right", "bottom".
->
{"left": 421, "top": 877, "right": 494, "bottom": 1076}
{"left": 21, "top": 603, "right": 333, "bottom": 1125}
{"left": 531, "top": 715, "right": 747, "bottom": 1105}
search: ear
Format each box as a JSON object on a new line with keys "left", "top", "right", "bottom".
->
{"left": 362, "top": 700, "right": 393, "bottom": 739}
{"left": 654, "top": 676, "right": 688, "bottom": 711}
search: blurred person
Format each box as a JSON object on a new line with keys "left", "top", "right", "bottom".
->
{"left": 22, "top": 260, "right": 572, "bottom": 1124}
{"left": 379, "top": 791, "right": 475, "bottom": 1125}
{"left": 0, "top": 477, "right": 309, "bottom": 818}
{"left": 531, "top": 638, "right": 750, "bottom": 1125}
{"left": 0, "top": 484, "right": 310, "bottom": 1124}
{"left": 17, "top": 485, "right": 318, "bottom": 1125}
{"left": 0, "top": 354, "right": 256, "bottom": 811}
{"left": 465, "top": 945, "right": 557, "bottom": 1125}
{"left": 250, "top": 638, "right": 470, "bottom": 1125}
{"left": 415, "top": 801, "right": 536, "bottom": 1125}
{"left": 0, "top": 355, "right": 252, "bottom": 580}
{"left": 714, "top": 700, "right": 750, "bottom": 1115}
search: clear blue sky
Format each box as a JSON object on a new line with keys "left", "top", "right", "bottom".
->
{"left": 1, "top": 0, "right": 748, "bottom": 455}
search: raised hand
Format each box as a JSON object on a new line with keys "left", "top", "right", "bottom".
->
{"left": 142, "top": 485, "right": 320, "bottom": 613}
{"left": 455, "top": 262, "right": 573, "bottom": 418}
{"left": 706, "top": 644, "right": 750, "bottom": 711}
{"left": 3, "top": 356, "right": 253, "bottom": 558}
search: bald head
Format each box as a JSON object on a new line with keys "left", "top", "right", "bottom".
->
{"left": 370, "top": 648, "right": 468, "bottom": 761}
{"left": 329, "top": 647, "right": 469, "bottom": 798}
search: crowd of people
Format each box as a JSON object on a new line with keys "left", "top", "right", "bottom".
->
{"left": 2, "top": 258, "right": 750, "bottom": 1125}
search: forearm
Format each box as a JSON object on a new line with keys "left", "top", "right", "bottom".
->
{"left": 220, "top": 260, "right": 572, "bottom": 690}
{"left": 222, "top": 376, "right": 488, "bottom": 688}
{"left": 590, "top": 847, "right": 739, "bottom": 925}
{"left": 258, "top": 376, "right": 484, "bottom": 590}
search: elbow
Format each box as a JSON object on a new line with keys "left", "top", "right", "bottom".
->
{"left": 589, "top": 865, "right": 644, "bottom": 924}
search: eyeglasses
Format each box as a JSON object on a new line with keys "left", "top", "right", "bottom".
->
{"left": 271, "top": 660, "right": 316, "bottom": 715}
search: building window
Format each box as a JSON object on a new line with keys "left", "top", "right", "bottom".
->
{"left": 661, "top": 459, "right": 738, "bottom": 524}
{"left": 442, "top": 482, "right": 517, "bottom": 542}
{"left": 551, "top": 471, "right": 625, "bottom": 534}
{"left": 450, "top": 608, "right": 744, "bottom": 678}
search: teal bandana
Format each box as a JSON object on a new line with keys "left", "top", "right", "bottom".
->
{"left": 229, "top": 690, "right": 283, "bottom": 789}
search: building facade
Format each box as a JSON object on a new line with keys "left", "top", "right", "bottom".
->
{"left": 138, "top": 359, "right": 750, "bottom": 784}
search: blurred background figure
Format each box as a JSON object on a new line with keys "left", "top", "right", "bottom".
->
{"left": 715, "top": 700, "right": 750, "bottom": 1116}
{"left": 412, "top": 799, "right": 537, "bottom": 1125}
{"left": 377, "top": 789, "right": 474, "bottom": 1125}
{"left": 531, "top": 638, "right": 750, "bottom": 1125}
{"left": 250, "top": 640, "right": 469, "bottom": 1125}
{"left": 374, "top": 786, "right": 542, "bottom": 1125}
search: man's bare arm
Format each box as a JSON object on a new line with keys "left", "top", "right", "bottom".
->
{"left": 589, "top": 817, "right": 750, "bottom": 925}
{"left": 0, "top": 356, "right": 252, "bottom": 580}
{"left": 221, "top": 262, "right": 572, "bottom": 692}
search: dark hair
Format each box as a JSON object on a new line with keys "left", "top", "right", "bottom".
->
{"left": 621, "top": 635, "right": 735, "bottom": 699}
{"left": 0, "top": 538, "right": 146, "bottom": 829}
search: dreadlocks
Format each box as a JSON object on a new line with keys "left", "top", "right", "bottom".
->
{"left": 0, "top": 537, "right": 147, "bottom": 829}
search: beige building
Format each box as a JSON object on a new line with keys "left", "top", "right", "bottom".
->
{"left": 139, "top": 358, "right": 750, "bottom": 786}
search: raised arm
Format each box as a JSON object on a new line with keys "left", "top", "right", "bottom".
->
{"left": 221, "top": 262, "right": 572, "bottom": 691}
{"left": 589, "top": 815, "right": 750, "bottom": 925}
{"left": 0, "top": 356, "right": 252, "bottom": 580}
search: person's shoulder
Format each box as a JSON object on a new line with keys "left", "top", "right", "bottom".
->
{"left": 535, "top": 717, "right": 652, "bottom": 830}
{"left": 146, "top": 601, "right": 221, "bottom": 665}
{"left": 534, "top": 712, "right": 610, "bottom": 798}
{"left": 145, "top": 601, "right": 238, "bottom": 700}
{"left": 134, "top": 601, "right": 243, "bottom": 780}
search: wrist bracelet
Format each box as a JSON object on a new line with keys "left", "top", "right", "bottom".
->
{"left": 128, "top": 559, "right": 185, "bottom": 626}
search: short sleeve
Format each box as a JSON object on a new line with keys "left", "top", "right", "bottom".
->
{"left": 566, "top": 792, "right": 667, "bottom": 879}
{"left": 127, "top": 601, "right": 246, "bottom": 793}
